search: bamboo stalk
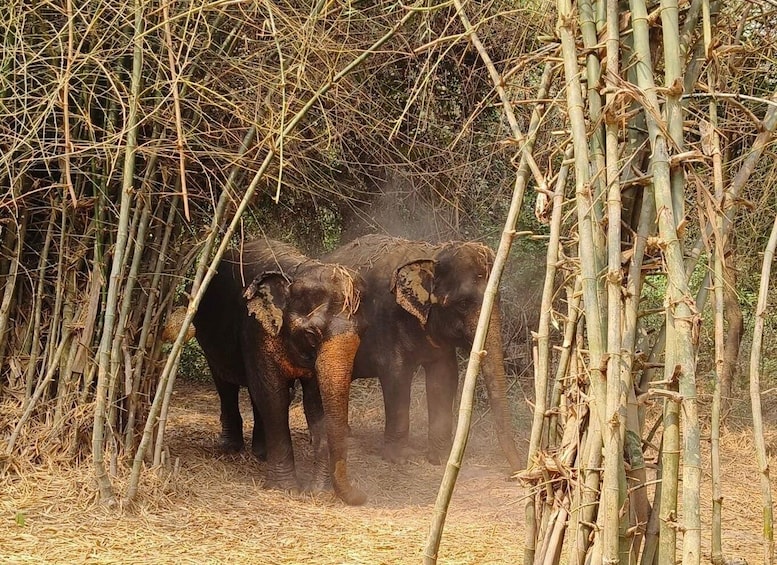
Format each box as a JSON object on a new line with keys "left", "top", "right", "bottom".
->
{"left": 628, "top": 0, "right": 702, "bottom": 561}
{"left": 749, "top": 213, "right": 777, "bottom": 565}
{"left": 23, "top": 206, "right": 57, "bottom": 400}
{"left": 53, "top": 270, "right": 80, "bottom": 430}
{"left": 621, "top": 148, "right": 656, "bottom": 565}
{"left": 640, "top": 437, "right": 663, "bottom": 565}
{"left": 547, "top": 276, "right": 582, "bottom": 448}
{"left": 578, "top": 0, "right": 606, "bottom": 229}
{"left": 44, "top": 204, "right": 68, "bottom": 381}
{"left": 706, "top": 0, "right": 725, "bottom": 561}
{"left": 60, "top": 0, "right": 77, "bottom": 207}
{"left": 161, "top": 0, "right": 190, "bottom": 220}
{"left": 602, "top": 0, "right": 624, "bottom": 558}
{"left": 93, "top": 0, "right": 146, "bottom": 505}
{"left": 537, "top": 143, "right": 573, "bottom": 452}
{"left": 660, "top": 0, "right": 686, "bottom": 226}
{"left": 557, "top": 0, "right": 608, "bottom": 559}
{"left": 107, "top": 195, "right": 152, "bottom": 443}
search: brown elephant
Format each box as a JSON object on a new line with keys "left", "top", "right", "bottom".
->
{"left": 193, "top": 238, "right": 367, "bottom": 505}
{"left": 322, "top": 234, "right": 522, "bottom": 472}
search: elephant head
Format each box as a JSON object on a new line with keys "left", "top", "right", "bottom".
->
{"left": 390, "top": 243, "right": 522, "bottom": 472}
{"left": 242, "top": 263, "right": 367, "bottom": 505}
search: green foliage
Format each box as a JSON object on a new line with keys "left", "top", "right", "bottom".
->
{"left": 174, "top": 341, "right": 212, "bottom": 383}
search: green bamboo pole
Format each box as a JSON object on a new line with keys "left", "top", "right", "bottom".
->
{"left": 557, "top": 0, "right": 607, "bottom": 560}
{"left": 628, "top": 0, "right": 701, "bottom": 561}
{"left": 603, "top": 0, "right": 624, "bottom": 559}
{"left": 660, "top": 0, "right": 685, "bottom": 227}
{"left": 93, "top": 0, "right": 145, "bottom": 505}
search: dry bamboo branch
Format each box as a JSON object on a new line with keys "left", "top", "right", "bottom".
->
{"left": 451, "top": 0, "right": 547, "bottom": 194}
{"left": 161, "top": 0, "right": 190, "bottom": 221}
{"left": 425, "top": 28, "right": 556, "bottom": 565}
{"left": 60, "top": 0, "right": 77, "bottom": 207}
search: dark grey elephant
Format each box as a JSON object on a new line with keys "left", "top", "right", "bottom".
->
{"left": 322, "top": 234, "right": 522, "bottom": 472}
{"left": 193, "top": 238, "right": 367, "bottom": 505}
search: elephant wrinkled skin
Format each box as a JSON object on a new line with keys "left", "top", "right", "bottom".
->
{"left": 323, "top": 234, "right": 522, "bottom": 472}
{"left": 193, "top": 238, "right": 367, "bottom": 505}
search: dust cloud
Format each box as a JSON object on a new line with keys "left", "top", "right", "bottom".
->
{"left": 342, "top": 179, "right": 459, "bottom": 243}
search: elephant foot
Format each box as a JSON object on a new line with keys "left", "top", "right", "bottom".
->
{"left": 427, "top": 448, "right": 447, "bottom": 466}
{"left": 219, "top": 434, "right": 245, "bottom": 454}
{"left": 306, "top": 475, "right": 331, "bottom": 495}
{"left": 264, "top": 475, "right": 301, "bottom": 495}
{"left": 427, "top": 441, "right": 452, "bottom": 465}
{"left": 382, "top": 442, "right": 414, "bottom": 464}
{"left": 336, "top": 485, "right": 367, "bottom": 506}
{"left": 251, "top": 442, "right": 267, "bottom": 461}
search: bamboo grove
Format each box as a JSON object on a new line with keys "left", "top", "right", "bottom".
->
{"left": 2, "top": 1, "right": 777, "bottom": 564}
{"left": 455, "top": 0, "right": 777, "bottom": 563}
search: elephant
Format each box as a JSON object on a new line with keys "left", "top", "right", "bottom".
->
{"left": 192, "top": 238, "right": 367, "bottom": 505}
{"left": 322, "top": 234, "right": 522, "bottom": 472}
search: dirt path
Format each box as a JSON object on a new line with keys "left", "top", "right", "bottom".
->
{"left": 1, "top": 378, "right": 774, "bottom": 564}
{"left": 1, "top": 380, "right": 531, "bottom": 564}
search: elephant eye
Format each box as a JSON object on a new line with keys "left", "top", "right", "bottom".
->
{"left": 453, "top": 299, "right": 470, "bottom": 312}
{"left": 303, "top": 328, "right": 321, "bottom": 348}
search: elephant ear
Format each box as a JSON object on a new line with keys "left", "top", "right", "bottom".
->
{"left": 390, "top": 259, "right": 437, "bottom": 327}
{"left": 243, "top": 271, "right": 291, "bottom": 337}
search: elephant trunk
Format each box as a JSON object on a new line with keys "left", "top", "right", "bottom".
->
{"left": 480, "top": 304, "right": 523, "bottom": 473}
{"left": 316, "top": 332, "right": 367, "bottom": 506}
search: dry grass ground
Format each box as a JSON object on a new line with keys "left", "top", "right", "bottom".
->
{"left": 1, "top": 376, "right": 775, "bottom": 564}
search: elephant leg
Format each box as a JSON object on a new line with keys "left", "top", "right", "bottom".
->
{"left": 250, "top": 397, "right": 267, "bottom": 461}
{"left": 247, "top": 374, "right": 298, "bottom": 492}
{"left": 300, "top": 377, "right": 329, "bottom": 493}
{"left": 212, "top": 374, "right": 244, "bottom": 453}
{"left": 423, "top": 351, "right": 458, "bottom": 465}
{"left": 379, "top": 362, "right": 414, "bottom": 464}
